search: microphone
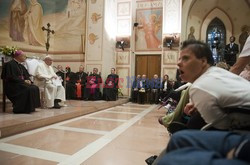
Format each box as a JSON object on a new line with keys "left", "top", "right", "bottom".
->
{"left": 53, "top": 66, "right": 66, "bottom": 73}
{"left": 174, "top": 82, "right": 192, "bottom": 91}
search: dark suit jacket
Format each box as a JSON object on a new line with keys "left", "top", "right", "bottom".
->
{"left": 224, "top": 43, "right": 239, "bottom": 66}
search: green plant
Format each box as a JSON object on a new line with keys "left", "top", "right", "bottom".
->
{"left": 118, "top": 88, "right": 123, "bottom": 96}
{"left": 0, "top": 46, "right": 18, "bottom": 56}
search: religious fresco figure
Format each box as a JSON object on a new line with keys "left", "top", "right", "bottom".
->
{"left": 139, "top": 13, "right": 162, "bottom": 49}
{"left": 188, "top": 26, "right": 196, "bottom": 40}
{"left": 25, "top": 0, "right": 46, "bottom": 46}
{"left": 9, "top": 0, "right": 27, "bottom": 42}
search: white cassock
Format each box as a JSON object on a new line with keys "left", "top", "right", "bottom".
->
{"left": 34, "top": 61, "right": 65, "bottom": 108}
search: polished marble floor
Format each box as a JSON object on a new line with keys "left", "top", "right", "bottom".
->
{"left": 0, "top": 103, "right": 170, "bottom": 165}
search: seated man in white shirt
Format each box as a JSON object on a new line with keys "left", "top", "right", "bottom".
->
{"left": 34, "top": 56, "right": 66, "bottom": 109}
{"left": 178, "top": 40, "right": 250, "bottom": 130}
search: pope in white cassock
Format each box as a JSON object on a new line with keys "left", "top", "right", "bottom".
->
{"left": 34, "top": 56, "right": 65, "bottom": 108}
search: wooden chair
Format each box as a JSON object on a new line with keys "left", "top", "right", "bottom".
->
{"left": 1, "top": 57, "right": 6, "bottom": 112}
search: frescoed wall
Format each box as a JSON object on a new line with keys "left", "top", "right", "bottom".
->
{"left": 0, "top": 0, "right": 86, "bottom": 54}
{"left": 135, "top": 1, "right": 162, "bottom": 51}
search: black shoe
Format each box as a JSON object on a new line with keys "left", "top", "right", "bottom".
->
{"left": 145, "top": 155, "right": 158, "bottom": 165}
{"left": 53, "top": 104, "right": 61, "bottom": 109}
{"left": 53, "top": 99, "right": 61, "bottom": 109}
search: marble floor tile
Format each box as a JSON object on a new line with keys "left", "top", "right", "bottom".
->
{"left": 62, "top": 118, "right": 123, "bottom": 131}
{"left": 6, "top": 128, "right": 101, "bottom": 155}
{"left": 90, "top": 112, "right": 137, "bottom": 120}
{"left": 0, "top": 151, "right": 56, "bottom": 165}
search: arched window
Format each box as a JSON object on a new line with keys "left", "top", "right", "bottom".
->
{"left": 206, "top": 18, "right": 226, "bottom": 63}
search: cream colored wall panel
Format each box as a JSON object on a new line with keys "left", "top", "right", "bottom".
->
{"left": 86, "top": 0, "right": 104, "bottom": 61}
{"left": 163, "top": 50, "right": 178, "bottom": 65}
{"left": 116, "top": 67, "right": 130, "bottom": 96}
{"left": 163, "top": 66, "right": 178, "bottom": 81}
{"left": 54, "top": 62, "right": 84, "bottom": 73}
{"left": 116, "top": 51, "right": 130, "bottom": 65}
{"left": 86, "top": 64, "right": 102, "bottom": 73}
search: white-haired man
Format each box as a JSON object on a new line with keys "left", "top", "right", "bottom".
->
{"left": 34, "top": 56, "right": 65, "bottom": 108}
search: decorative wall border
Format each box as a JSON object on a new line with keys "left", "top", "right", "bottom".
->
{"left": 116, "top": 51, "right": 130, "bottom": 65}
{"left": 163, "top": 50, "right": 178, "bottom": 65}
{"left": 117, "top": 1, "right": 131, "bottom": 16}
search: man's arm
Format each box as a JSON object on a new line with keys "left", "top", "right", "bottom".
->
{"left": 230, "top": 56, "right": 250, "bottom": 75}
{"left": 35, "top": 64, "right": 52, "bottom": 80}
{"left": 189, "top": 87, "right": 224, "bottom": 128}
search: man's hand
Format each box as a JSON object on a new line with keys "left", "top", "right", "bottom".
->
{"left": 24, "top": 80, "right": 31, "bottom": 85}
{"left": 184, "top": 103, "right": 196, "bottom": 115}
{"left": 226, "top": 148, "right": 235, "bottom": 159}
{"left": 52, "top": 76, "right": 58, "bottom": 79}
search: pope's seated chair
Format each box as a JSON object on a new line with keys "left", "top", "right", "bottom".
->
{"left": 25, "top": 58, "right": 46, "bottom": 108}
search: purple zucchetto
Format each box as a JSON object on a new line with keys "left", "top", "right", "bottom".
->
{"left": 13, "top": 50, "right": 24, "bottom": 57}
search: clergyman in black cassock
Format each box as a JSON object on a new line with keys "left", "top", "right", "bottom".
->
{"left": 1, "top": 50, "right": 40, "bottom": 113}
{"left": 103, "top": 68, "right": 119, "bottom": 101}
{"left": 65, "top": 67, "right": 77, "bottom": 100}
{"left": 84, "top": 68, "right": 102, "bottom": 100}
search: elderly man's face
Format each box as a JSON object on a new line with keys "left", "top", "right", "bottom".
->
{"left": 79, "top": 66, "right": 84, "bottom": 72}
{"left": 93, "top": 68, "right": 98, "bottom": 74}
{"left": 111, "top": 68, "right": 115, "bottom": 74}
{"left": 45, "top": 58, "right": 53, "bottom": 66}
{"left": 177, "top": 47, "right": 207, "bottom": 83}
{"left": 16, "top": 54, "right": 27, "bottom": 62}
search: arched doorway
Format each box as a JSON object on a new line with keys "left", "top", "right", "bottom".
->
{"left": 206, "top": 17, "right": 226, "bottom": 63}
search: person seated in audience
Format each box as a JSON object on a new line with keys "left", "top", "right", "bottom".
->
{"left": 154, "top": 130, "right": 250, "bottom": 165}
{"left": 84, "top": 68, "right": 102, "bottom": 100}
{"left": 75, "top": 65, "right": 88, "bottom": 99}
{"left": 34, "top": 55, "right": 66, "bottom": 109}
{"left": 1, "top": 50, "right": 40, "bottom": 113}
{"left": 56, "top": 65, "right": 65, "bottom": 86}
{"left": 230, "top": 35, "right": 250, "bottom": 74}
{"left": 149, "top": 74, "right": 161, "bottom": 104}
{"left": 131, "top": 74, "right": 141, "bottom": 103}
{"left": 178, "top": 39, "right": 250, "bottom": 130}
{"left": 65, "top": 66, "right": 77, "bottom": 100}
{"left": 103, "top": 68, "right": 119, "bottom": 101}
{"left": 159, "top": 74, "right": 172, "bottom": 101}
{"left": 138, "top": 74, "right": 149, "bottom": 104}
